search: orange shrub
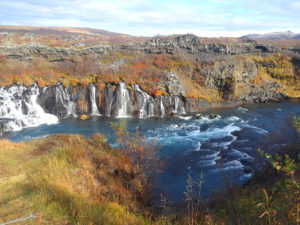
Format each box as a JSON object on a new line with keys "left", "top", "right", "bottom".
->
{"left": 152, "top": 54, "right": 167, "bottom": 69}
{"left": 153, "top": 77, "right": 159, "bottom": 83}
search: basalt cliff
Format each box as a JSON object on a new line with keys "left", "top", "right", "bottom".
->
{"left": 0, "top": 31, "right": 299, "bottom": 133}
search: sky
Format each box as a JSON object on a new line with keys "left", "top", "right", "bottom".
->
{"left": 0, "top": 0, "right": 299, "bottom": 37}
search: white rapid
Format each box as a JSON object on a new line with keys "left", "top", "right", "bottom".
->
{"left": 132, "top": 84, "right": 155, "bottom": 118}
{"left": 88, "top": 84, "right": 101, "bottom": 116}
{"left": 117, "top": 81, "right": 130, "bottom": 117}
{"left": 0, "top": 83, "right": 58, "bottom": 132}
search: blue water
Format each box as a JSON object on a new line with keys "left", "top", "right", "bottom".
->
{"left": 8, "top": 100, "right": 300, "bottom": 204}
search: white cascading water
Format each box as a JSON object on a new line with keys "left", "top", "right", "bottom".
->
{"left": 170, "top": 96, "right": 178, "bottom": 113}
{"left": 88, "top": 84, "right": 101, "bottom": 116}
{"left": 61, "top": 85, "right": 77, "bottom": 117}
{"left": 170, "top": 96, "right": 186, "bottom": 114}
{"left": 148, "top": 102, "right": 155, "bottom": 117}
{"left": 132, "top": 84, "right": 155, "bottom": 118}
{"left": 67, "top": 101, "right": 76, "bottom": 117}
{"left": 117, "top": 81, "right": 130, "bottom": 117}
{"left": 107, "top": 98, "right": 113, "bottom": 116}
{"left": 160, "top": 96, "right": 166, "bottom": 117}
{"left": 178, "top": 96, "right": 186, "bottom": 114}
{"left": 0, "top": 83, "right": 58, "bottom": 132}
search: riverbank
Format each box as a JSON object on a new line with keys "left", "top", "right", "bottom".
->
{"left": 0, "top": 134, "right": 152, "bottom": 224}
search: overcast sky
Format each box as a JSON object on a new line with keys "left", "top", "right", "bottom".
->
{"left": 0, "top": 0, "right": 299, "bottom": 37}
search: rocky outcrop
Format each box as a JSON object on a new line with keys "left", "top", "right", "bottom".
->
{"left": 0, "top": 34, "right": 281, "bottom": 62}
{"left": 119, "top": 34, "right": 279, "bottom": 56}
{"left": 198, "top": 56, "right": 288, "bottom": 103}
{"left": 38, "top": 84, "right": 80, "bottom": 118}
{"left": 185, "top": 98, "right": 211, "bottom": 112}
{"left": 157, "top": 70, "right": 185, "bottom": 96}
{"left": 238, "top": 85, "right": 287, "bottom": 103}
{"left": 203, "top": 59, "right": 236, "bottom": 99}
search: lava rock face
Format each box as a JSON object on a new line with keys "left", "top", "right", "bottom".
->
{"left": 0, "top": 33, "right": 294, "bottom": 116}
{"left": 0, "top": 34, "right": 280, "bottom": 62}
{"left": 35, "top": 81, "right": 189, "bottom": 118}
{"left": 157, "top": 70, "right": 185, "bottom": 96}
{"left": 37, "top": 84, "right": 80, "bottom": 118}
{"left": 185, "top": 98, "right": 211, "bottom": 112}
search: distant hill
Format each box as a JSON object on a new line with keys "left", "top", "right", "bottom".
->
{"left": 291, "top": 34, "right": 300, "bottom": 39}
{"left": 241, "top": 31, "right": 300, "bottom": 40}
{"left": 0, "top": 25, "right": 129, "bottom": 37}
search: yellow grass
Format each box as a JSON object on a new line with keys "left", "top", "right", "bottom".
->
{"left": 0, "top": 134, "right": 151, "bottom": 225}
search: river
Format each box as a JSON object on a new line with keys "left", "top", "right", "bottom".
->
{"left": 7, "top": 100, "right": 300, "bottom": 204}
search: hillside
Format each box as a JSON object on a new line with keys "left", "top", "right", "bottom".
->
{"left": 0, "top": 25, "right": 129, "bottom": 37}
{"left": 0, "top": 26, "right": 299, "bottom": 126}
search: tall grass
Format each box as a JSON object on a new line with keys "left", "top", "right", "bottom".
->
{"left": 0, "top": 134, "right": 151, "bottom": 225}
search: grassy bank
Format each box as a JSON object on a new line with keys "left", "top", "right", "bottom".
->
{"left": 0, "top": 134, "right": 151, "bottom": 224}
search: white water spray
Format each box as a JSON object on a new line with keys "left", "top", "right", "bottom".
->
{"left": 117, "top": 81, "right": 130, "bottom": 117}
{"left": 89, "top": 84, "right": 101, "bottom": 116}
{"left": 0, "top": 83, "right": 58, "bottom": 132}
{"left": 132, "top": 84, "right": 155, "bottom": 118}
{"left": 160, "top": 96, "right": 166, "bottom": 117}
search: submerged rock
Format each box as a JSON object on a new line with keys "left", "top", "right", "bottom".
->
{"left": 169, "top": 113, "right": 181, "bottom": 118}
{"left": 80, "top": 114, "right": 89, "bottom": 120}
{"left": 209, "top": 114, "right": 219, "bottom": 119}
{"left": 192, "top": 114, "right": 203, "bottom": 120}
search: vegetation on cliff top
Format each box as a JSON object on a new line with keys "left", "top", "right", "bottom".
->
{"left": 1, "top": 51, "right": 300, "bottom": 103}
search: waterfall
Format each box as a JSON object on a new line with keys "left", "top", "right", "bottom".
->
{"left": 160, "top": 96, "right": 166, "bottom": 117}
{"left": 169, "top": 96, "right": 178, "bottom": 113}
{"left": 148, "top": 102, "right": 155, "bottom": 117}
{"left": 0, "top": 83, "right": 58, "bottom": 132}
{"left": 0, "top": 81, "right": 189, "bottom": 134}
{"left": 88, "top": 84, "right": 101, "bottom": 116}
{"left": 175, "top": 96, "right": 186, "bottom": 114}
{"left": 174, "top": 96, "right": 179, "bottom": 113}
{"left": 62, "top": 85, "right": 77, "bottom": 117}
{"left": 132, "top": 84, "right": 155, "bottom": 118}
{"left": 169, "top": 96, "right": 186, "bottom": 115}
{"left": 117, "top": 81, "right": 130, "bottom": 117}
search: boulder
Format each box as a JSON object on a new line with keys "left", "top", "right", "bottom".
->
{"left": 209, "top": 114, "right": 219, "bottom": 119}
{"left": 192, "top": 114, "right": 202, "bottom": 120}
